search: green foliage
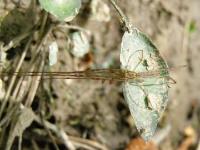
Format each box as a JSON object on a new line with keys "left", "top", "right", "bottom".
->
{"left": 39, "top": 0, "right": 81, "bottom": 21}
{"left": 187, "top": 20, "right": 197, "bottom": 33}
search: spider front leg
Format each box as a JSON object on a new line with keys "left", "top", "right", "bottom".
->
{"left": 126, "top": 50, "right": 144, "bottom": 70}
{"left": 125, "top": 49, "right": 154, "bottom": 110}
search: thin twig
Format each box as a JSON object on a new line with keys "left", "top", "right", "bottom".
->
{"left": 40, "top": 121, "right": 108, "bottom": 150}
{"left": 35, "top": 116, "right": 76, "bottom": 150}
{"left": 108, "top": 0, "right": 132, "bottom": 32}
{"left": 40, "top": 112, "right": 60, "bottom": 150}
{"left": 0, "top": 37, "right": 33, "bottom": 118}
{"left": 34, "top": 116, "right": 109, "bottom": 150}
{"left": 29, "top": 24, "right": 53, "bottom": 69}
{"left": 69, "top": 136, "right": 109, "bottom": 150}
{"left": 12, "top": 77, "right": 23, "bottom": 99}
{"left": 24, "top": 26, "right": 53, "bottom": 107}
{"left": 18, "top": 135, "right": 22, "bottom": 150}
{"left": 0, "top": 103, "right": 20, "bottom": 127}
{"left": 39, "top": 12, "right": 49, "bottom": 38}
{"left": 71, "top": 141, "right": 95, "bottom": 150}
{"left": 25, "top": 57, "right": 45, "bottom": 107}
{"left": 59, "top": 129, "right": 76, "bottom": 150}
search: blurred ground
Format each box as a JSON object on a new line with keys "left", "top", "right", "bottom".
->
{"left": 0, "top": 0, "right": 200, "bottom": 150}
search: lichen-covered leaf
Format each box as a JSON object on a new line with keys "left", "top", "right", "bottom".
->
{"left": 121, "top": 28, "right": 169, "bottom": 140}
{"left": 39, "top": 0, "right": 81, "bottom": 22}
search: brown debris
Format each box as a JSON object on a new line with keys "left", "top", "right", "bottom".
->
{"left": 125, "top": 138, "right": 158, "bottom": 150}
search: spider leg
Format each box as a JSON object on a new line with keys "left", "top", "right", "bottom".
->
{"left": 124, "top": 49, "right": 153, "bottom": 110}
{"left": 125, "top": 49, "right": 144, "bottom": 71}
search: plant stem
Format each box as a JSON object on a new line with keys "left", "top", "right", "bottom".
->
{"left": 108, "top": 0, "right": 132, "bottom": 32}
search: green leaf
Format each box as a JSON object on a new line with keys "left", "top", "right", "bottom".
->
{"left": 39, "top": 0, "right": 81, "bottom": 21}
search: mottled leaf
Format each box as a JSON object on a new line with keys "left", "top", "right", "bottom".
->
{"left": 121, "top": 28, "right": 169, "bottom": 140}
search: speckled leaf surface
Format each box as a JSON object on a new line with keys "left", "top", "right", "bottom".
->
{"left": 39, "top": 0, "right": 81, "bottom": 21}
{"left": 120, "top": 28, "right": 169, "bottom": 140}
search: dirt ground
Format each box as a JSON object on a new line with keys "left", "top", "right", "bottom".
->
{"left": 0, "top": 0, "right": 200, "bottom": 150}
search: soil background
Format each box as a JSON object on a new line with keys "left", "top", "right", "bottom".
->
{"left": 0, "top": 0, "right": 200, "bottom": 150}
